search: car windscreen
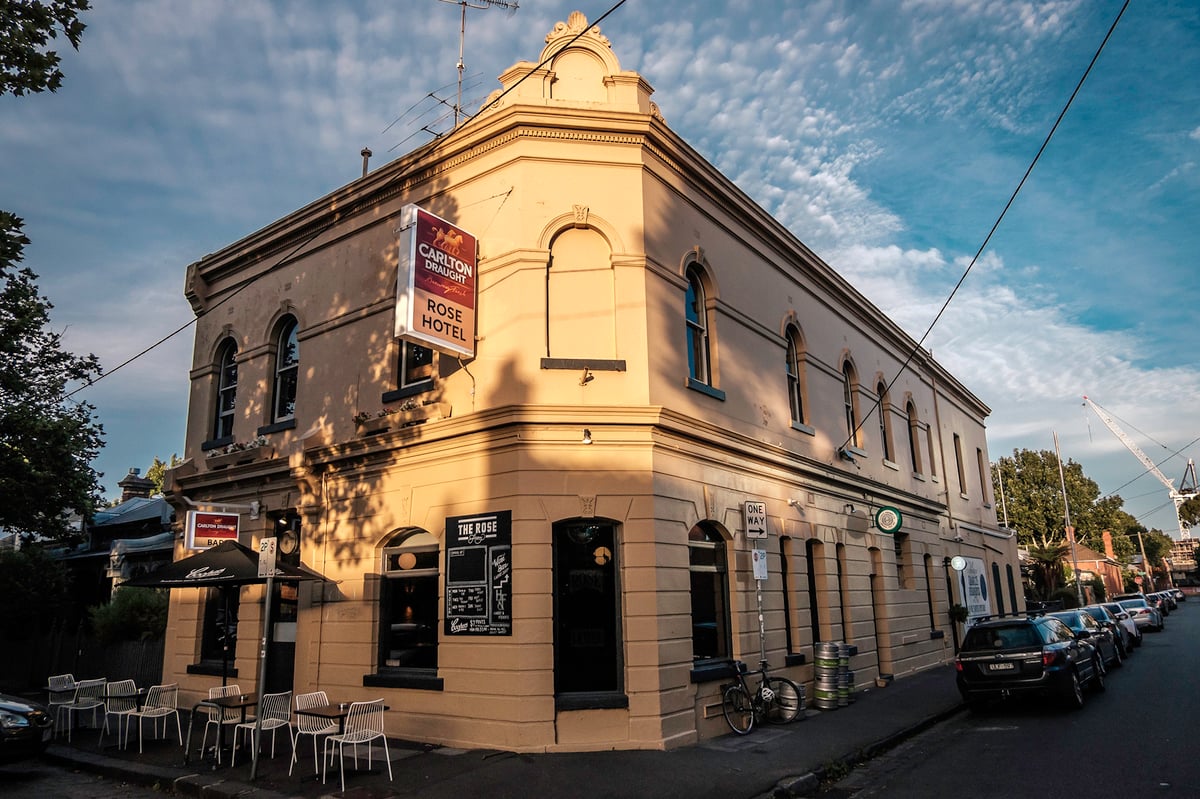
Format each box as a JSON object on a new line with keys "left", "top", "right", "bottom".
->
{"left": 1118, "top": 599, "right": 1148, "bottom": 609}
{"left": 961, "top": 624, "right": 1041, "bottom": 651}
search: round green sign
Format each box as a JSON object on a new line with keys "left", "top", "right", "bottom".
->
{"left": 874, "top": 506, "right": 903, "bottom": 534}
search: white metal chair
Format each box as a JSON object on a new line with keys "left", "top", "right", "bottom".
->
{"left": 46, "top": 673, "right": 75, "bottom": 736}
{"left": 199, "top": 684, "right": 245, "bottom": 764}
{"left": 290, "top": 690, "right": 338, "bottom": 775}
{"left": 100, "top": 679, "right": 139, "bottom": 748}
{"left": 61, "top": 678, "right": 106, "bottom": 742}
{"left": 232, "top": 690, "right": 292, "bottom": 767}
{"left": 322, "top": 699, "right": 393, "bottom": 792}
{"left": 128, "top": 683, "right": 182, "bottom": 753}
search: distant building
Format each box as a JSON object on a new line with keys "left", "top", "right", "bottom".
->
{"left": 161, "top": 11, "right": 1018, "bottom": 751}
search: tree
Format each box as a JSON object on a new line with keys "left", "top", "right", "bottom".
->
{"left": 993, "top": 448, "right": 1142, "bottom": 562}
{"left": 1025, "top": 535, "right": 1070, "bottom": 600}
{"left": 0, "top": 546, "right": 72, "bottom": 640}
{"left": 0, "top": 0, "right": 90, "bottom": 96}
{"left": 144, "top": 454, "right": 182, "bottom": 496}
{"left": 0, "top": 212, "right": 104, "bottom": 542}
{"left": 1179, "top": 495, "right": 1200, "bottom": 530}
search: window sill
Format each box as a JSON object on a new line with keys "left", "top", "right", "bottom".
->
{"left": 783, "top": 652, "right": 807, "bottom": 667}
{"left": 686, "top": 378, "right": 726, "bottom": 401}
{"left": 689, "top": 660, "right": 738, "bottom": 684}
{"left": 381, "top": 384, "right": 434, "bottom": 405}
{"left": 201, "top": 436, "right": 234, "bottom": 452}
{"left": 790, "top": 421, "right": 815, "bottom": 436}
{"left": 844, "top": 445, "right": 868, "bottom": 459}
{"left": 883, "top": 458, "right": 900, "bottom": 471}
{"left": 555, "top": 692, "right": 629, "bottom": 711}
{"left": 913, "top": 472, "right": 926, "bottom": 482}
{"left": 930, "top": 629, "right": 945, "bottom": 640}
{"left": 363, "top": 670, "right": 444, "bottom": 691}
{"left": 257, "top": 419, "right": 296, "bottom": 436}
{"left": 188, "top": 662, "right": 238, "bottom": 678}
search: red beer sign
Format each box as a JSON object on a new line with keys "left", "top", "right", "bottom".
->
{"left": 185, "top": 510, "right": 240, "bottom": 550}
{"left": 395, "top": 204, "right": 478, "bottom": 358}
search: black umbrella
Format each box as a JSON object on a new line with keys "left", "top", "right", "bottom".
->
{"left": 124, "top": 539, "right": 328, "bottom": 778}
{"left": 122, "top": 539, "right": 326, "bottom": 588}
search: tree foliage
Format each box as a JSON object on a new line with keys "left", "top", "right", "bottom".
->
{"left": 992, "top": 448, "right": 1146, "bottom": 561}
{"left": 0, "top": 546, "right": 72, "bottom": 640}
{"left": 0, "top": 0, "right": 90, "bottom": 96}
{"left": 145, "top": 454, "right": 182, "bottom": 496}
{"left": 0, "top": 212, "right": 104, "bottom": 541}
{"left": 89, "top": 586, "right": 168, "bottom": 644}
{"left": 1179, "top": 495, "right": 1200, "bottom": 530}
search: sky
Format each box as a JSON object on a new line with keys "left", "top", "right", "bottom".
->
{"left": 3, "top": 0, "right": 1198, "bottom": 538}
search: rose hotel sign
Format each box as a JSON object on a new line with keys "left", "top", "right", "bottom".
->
{"left": 185, "top": 510, "right": 240, "bottom": 550}
{"left": 395, "top": 204, "right": 478, "bottom": 358}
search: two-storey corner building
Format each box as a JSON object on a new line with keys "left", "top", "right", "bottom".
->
{"left": 161, "top": 11, "right": 1020, "bottom": 752}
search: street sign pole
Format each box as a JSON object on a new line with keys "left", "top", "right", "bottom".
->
{"left": 250, "top": 537, "right": 277, "bottom": 781}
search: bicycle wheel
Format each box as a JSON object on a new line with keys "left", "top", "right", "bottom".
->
{"left": 762, "top": 677, "right": 803, "bottom": 724}
{"left": 721, "top": 683, "right": 755, "bottom": 735}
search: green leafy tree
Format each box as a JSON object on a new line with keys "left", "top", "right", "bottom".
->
{"left": 0, "top": 0, "right": 90, "bottom": 96}
{"left": 0, "top": 212, "right": 104, "bottom": 542}
{"left": 1025, "top": 535, "right": 1069, "bottom": 600}
{"left": 88, "top": 586, "right": 168, "bottom": 644}
{"left": 144, "top": 454, "right": 182, "bottom": 496}
{"left": 993, "top": 448, "right": 1140, "bottom": 562}
{"left": 0, "top": 546, "right": 72, "bottom": 640}
{"left": 1179, "top": 495, "right": 1200, "bottom": 530}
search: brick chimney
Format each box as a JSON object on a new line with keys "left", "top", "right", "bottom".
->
{"left": 1102, "top": 530, "right": 1116, "bottom": 560}
{"left": 117, "top": 468, "right": 154, "bottom": 502}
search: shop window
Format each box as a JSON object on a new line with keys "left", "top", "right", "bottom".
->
{"left": 805, "top": 538, "right": 824, "bottom": 644}
{"left": 199, "top": 587, "right": 239, "bottom": 671}
{"left": 553, "top": 520, "right": 624, "bottom": 705}
{"left": 212, "top": 339, "right": 238, "bottom": 442}
{"left": 373, "top": 530, "right": 440, "bottom": 686}
{"left": 893, "top": 532, "right": 911, "bottom": 589}
{"left": 836, "top": 543, "right": 851, "bottom": 643}
{"left": 271, "top": 317, "right": 299, "bottom": 423}
{"left": 924, "top": 554, "right": 938, "bottom": 630}
{"left": 689, "top": 523, "right": 730, "bottom": 662}
{"left": 992, "top": 562, "right": 1005, "bottom": 616}
{"left": 785, "top": 325, "right": 807, "bottom": 427}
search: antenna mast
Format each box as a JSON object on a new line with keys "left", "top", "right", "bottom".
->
{"left": 437, "top": 0, "right": 519, "bottom": 128}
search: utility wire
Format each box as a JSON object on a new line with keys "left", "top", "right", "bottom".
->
{"left": 65, "top": 0, "right": 629, "bottom": 400}
{"left": 837, "top": 0, "right": 1131, "bottom": 454}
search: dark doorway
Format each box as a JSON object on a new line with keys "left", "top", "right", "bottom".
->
{"left": 265, "top": 512, "right": 300, "bottom": 692}
{"left": 553, "top": 520, "right": 624, "bottom": 704}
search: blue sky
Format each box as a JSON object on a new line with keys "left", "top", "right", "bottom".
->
{"left": 3, "top": 0, "right": 1198, "bottom": 537}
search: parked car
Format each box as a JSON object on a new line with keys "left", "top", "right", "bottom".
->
{"left": 1146, "top": 592, "right": 1171, "bottom": 616}
{"left": 1084, "top": 604, "right": 1138, "bottom": 655}
{"left": 956, "top": 614, "right": 1104, "bottom": 712}
{"left": 1170, "top": 587, "right": 1186, "bottom": 602}
{"left": 1116, "top": 597, "right": 1164, "bottom": 631}
{"left": 1050, "top": 609, "right": 1122, "bottom": 668}
{"left": 0, "top": 692, "right": 54, "bottom": 764}
{"left": 1100, "top": 602, "right": 1144, "bottom": 649}
{"left": 1157, "top": 591, "right": 1178, "bottom": 611}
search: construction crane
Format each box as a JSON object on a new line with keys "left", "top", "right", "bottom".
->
{"left": 1082, "top": 395, "right": 1199, "bottom": 539}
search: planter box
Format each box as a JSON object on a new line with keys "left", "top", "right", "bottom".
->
{"left": 206, "top": 446, "right": 274, "bottom": 470}
{"left": 356, "top": 402, "right": 451, "bottom": 437}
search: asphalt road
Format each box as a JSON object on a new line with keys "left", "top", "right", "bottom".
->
{"left": 822, "top": 599, "right": 1198, "bottom": 798}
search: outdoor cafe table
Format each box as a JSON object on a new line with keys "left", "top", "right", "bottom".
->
{"left": 293, "top": 701, "right": 390, "bottom": 734}
{"left": 183, "top": 692, "right": 257, "bottom": 766}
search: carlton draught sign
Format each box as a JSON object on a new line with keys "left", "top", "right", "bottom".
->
{"left": 395, "top": 204, "right": 477, "bottom": 358}
{"left": 185, "top": 510, "right": 240, "bottom": 550}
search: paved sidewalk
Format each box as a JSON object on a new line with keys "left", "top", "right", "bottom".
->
{"left": 43, "top": 665, "right": 964, "bottom": 799}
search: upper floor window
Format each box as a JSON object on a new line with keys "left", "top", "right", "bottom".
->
{"left": 685, "top": 266, "right": 711, "bottom": 386}
{"left": 842, "top": 361, "right": 861, "bottom": 448}
{"left": 272, "top": 317, "right": 299, "bottom": 422}
{"left": 876, "top": 381, "right": 893, "bottom": 461}
{"left": 399, "top": 341, "right": 434, "bottom": 392}
{"left": 906, "top": 401, "right": 923, "bottom": 474}
{"left": 785, "top": 325, "right": 806, "bottom": 426}
{"left": 953, "top": 433, "right": 967, "bottom": 494}
{"left": 977, "top": 447, "right": 990, "bottom": 505}
{"left": 213, "top": 339, "right": 238, "bottom": 441}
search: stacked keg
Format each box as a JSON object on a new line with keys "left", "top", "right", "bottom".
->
{"left": 813, "top": 641, "right": 854, "bottom": 710}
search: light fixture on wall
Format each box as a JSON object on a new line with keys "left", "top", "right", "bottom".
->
{"left": 581, "top": 429, "right": 593, "bottom": 445}
{"left": 787, "top": 498, "right": 802, "bottom": 508}
{"left": 580, "top": 367, "right": 594, "bottom": 386}
{"left": 844, "top": 504, "right": 856, "bottom": 515}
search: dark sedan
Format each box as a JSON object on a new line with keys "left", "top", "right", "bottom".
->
{"left": 0, "top": 692, "right": 54, "bottom": 764}
{"left": 1049, "top": 610, "right": 1123, "bottom": 669}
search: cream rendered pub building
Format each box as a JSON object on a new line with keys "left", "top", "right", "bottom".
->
{"left": 162, "top": 12, "right": 1020, "bottom": 751}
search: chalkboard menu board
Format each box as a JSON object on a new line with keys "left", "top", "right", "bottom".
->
{"left": 444, "top": 510, "right": 512, "bottom": 636}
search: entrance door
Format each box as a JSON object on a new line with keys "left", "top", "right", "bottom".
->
{"left": 265, "top": 513, "right": 300, "bottom": 693}
{"left": 553, "top": 521, "right": 623, "bottom": 700}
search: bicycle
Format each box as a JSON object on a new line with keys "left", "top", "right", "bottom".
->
{"left": 720, "top": 659, "right": 803, "bottom": 734}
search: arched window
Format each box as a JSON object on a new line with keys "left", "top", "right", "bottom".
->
{"left": 688, "top": 523, "right": 730, "bottom": 661}
{"left": 906, "top": 401, "right": 923, "bottom": 474}
{"left": 785, "top": 325, "right": 806, "bottom": 426}
{"left": 213, "top": 338, "right": 238, "bottom": 441}
{"left": 842, "top": 361, "right": 861, "bottom": 448}
{"left": 272, "top": 317, "right": 299, "bottom": 422}
{"left": 685, "top": 266, "right": 711, "bottom": 386}
{"left": 876, "top": 381, "right": 893, "bottom": 461}
{"left": 378, "top": 529, "right": 440, "bottom": 674}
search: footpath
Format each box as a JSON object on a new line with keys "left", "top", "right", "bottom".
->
{"left": 43, "top": 664, "right": 963, "bottom": 799}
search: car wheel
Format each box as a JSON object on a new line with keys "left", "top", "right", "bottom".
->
{"left": 1061, "top": 670, "right": 1085, "bottom": 710}
{"left": 1111, "top": 642, "right": 1124, "bottom": 668}
{"left": 1091, "top": 656, "right": 1106, "bottom": 692}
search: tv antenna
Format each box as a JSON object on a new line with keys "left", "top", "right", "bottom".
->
{"left": 438, "top": 0, "right": 519, "bottom": 128}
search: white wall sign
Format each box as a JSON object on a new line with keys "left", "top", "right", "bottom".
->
{"left": 751, "top": 547, "right": 768, "bottom": 580}
{"left": 743, "top": 501, "right": 767, "bottom": 540}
